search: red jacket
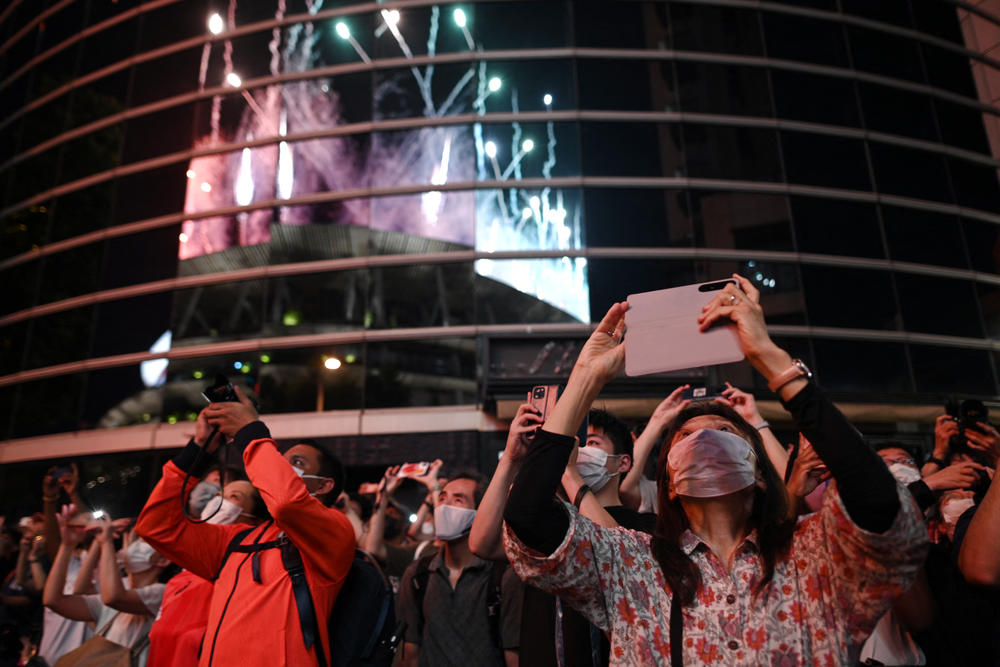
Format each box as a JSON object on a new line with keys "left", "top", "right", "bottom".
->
{"left": 136, "top": 426, "right": 356, "bottom": 667}
{"left": 147, "top": 569, "right": 214, "bottom": 667}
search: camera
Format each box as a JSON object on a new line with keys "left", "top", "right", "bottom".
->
{"left": 945, "top": 398, "right": 989, "bottom": 453}
{"left": 202, "top": 373, "right": 239, "bottom": 403}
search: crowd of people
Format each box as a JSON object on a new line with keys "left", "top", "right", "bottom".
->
{"left": 1, "top": 274, "right": 999, "bottom": 666}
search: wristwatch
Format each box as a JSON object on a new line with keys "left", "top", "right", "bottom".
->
{"left": 767, "top": 359, "right": 813, "bottom": 393}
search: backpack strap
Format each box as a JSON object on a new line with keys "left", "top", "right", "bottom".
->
{"left": 409, "top": 555, "right": 435, "bottom": 638}
{"left": 278, "top": 537, "right": 328, "bottom": 667}
{"left": 213, "top": 522, "right": 269, "bottom": 581}
{"left": 486, "top": 561, "right": 507, "bottom": 649}
{"left": 670, "top": 593, "right": 683, "bottom": 667}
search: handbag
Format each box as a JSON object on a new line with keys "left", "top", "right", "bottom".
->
{"left": 54, "top": 612, "right": 150, "bottom": 667}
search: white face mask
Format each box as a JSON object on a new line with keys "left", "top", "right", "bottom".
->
{"left": 434, "top": 504, "right": 477, "bottom": 542}
{"left": 667, "top": 429, "right": 757, "bottom": 498}
{"left": 200, "top": 495, "right": 253, "bottom": 525}
{"left": 940, "top": 497, "right": 975, "bottom": 526}
{"left": 292, "top": 465, "right": 330, "bottom": 496}
{"left": 576, "top": 446, "right": 620, "bottom": 492}
{"left": 888, "top": 462, "right": 922, "bottom": 485}
{"left": 123, "top": 538, "right": 159, "bottom": 574}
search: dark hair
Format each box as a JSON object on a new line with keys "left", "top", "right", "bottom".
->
{"left": 588, "top": 409, "right": 633, "bottom": 458}
{"left": 447, "top": 471, "right": 488, "bottom": 508}
{"left": 293, "top": 439, "right": 346, "bottom": 506}
{"left": 873, "top": 441, "right": 919, "bottom": 462}
{"left": 652, "top": 402, "right": 794, "bottom": 607}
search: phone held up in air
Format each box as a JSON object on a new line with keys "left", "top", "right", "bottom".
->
{"left": 528, "top": 385, "right": 561, "bottom": 422}
{"left": 398, "top": 462, "right": 431, "bottom": 478}
{"left": 624, "top": 279, "right": 745, "bottom": 376}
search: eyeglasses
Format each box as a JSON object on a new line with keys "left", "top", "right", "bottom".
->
{"left": 885, "top": 457, "right": 916, "bottom": 467}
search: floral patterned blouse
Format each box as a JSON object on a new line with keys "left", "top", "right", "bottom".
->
{"left": 503, "top": 482, "right": 927, "bottom": 666}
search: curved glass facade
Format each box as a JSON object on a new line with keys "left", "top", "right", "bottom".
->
{"left": 3, "top": 0, "right": 1000, "bottom": 453}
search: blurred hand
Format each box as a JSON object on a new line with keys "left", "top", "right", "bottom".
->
{"left": 204, "top": 386, "right": 259, "bottom": 440}
{"left": 377, "top": 466, "right": 403, "bottom": 507}
{"left": 785, "top": 437, "right": 830, "bottom": 500}
{"left": 42, "top": 469, "right": 60, "bottom": 498}
{"left": 573, "top": 302, "right": 628, "bottom": 384}
{"left": 648, "top": 386, "right": 691, "bottom": 432}
{"left": 924, "top": 460, "right": 990, "bottom": 492}
{"left": 56, "top": 463, "right": 79, "bottom": 498}
{"left": 965, "top": 422, "right": 1000, "bottom": 466}
{"left": 933, "top": 415, "right": 959, "bottom": 458}
{"left": 503, "top": 404, "right": 544, "bottom": 467}
{"left": 718, "top": 382, "right": 763, "bottom": 425}
{"left": 56, "top": 504, "right": 86, "bottom": 550}
{"left": 86, "top": 517, "right": 114, "bottom": 544}
{"left": 697, "top": 274, "right": 773, "bottom": 363}
{"left": 110, "top": 517, "right": 134, "bottom": 539}
{"left": 410, "top": 459, "right": 444, "bottom": 491}
{"left": 30, "top": 535, "right": 46, "bottom": 559}
{"left": 193, "top": 409, "right": 224, "bottom": 452}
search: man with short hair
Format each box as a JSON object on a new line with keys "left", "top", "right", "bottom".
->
{"left": 397, "top": 472, "right": 523, "bottom": 667}
{"left": 136, "top": 387, "right": 355, "bottom": 667}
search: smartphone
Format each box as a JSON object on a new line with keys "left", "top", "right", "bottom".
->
{"left": 528, "top": 385, "right": 560, "bottom": 422}
{"left": 398, "top": 462, "right": 430, "bottom": 478}
{"left": 91, "top": 510, "right": 106, "bottom": 520}
{"left": 681, "top": 386, "right": 726, "bottom": 402}
{"left": 624, "top": 279, "right": 745, "bottom": 376}
{"left": 202, "top": 373, "right": 239, "bottom": 403}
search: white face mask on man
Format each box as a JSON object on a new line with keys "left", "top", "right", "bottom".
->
{"left": 292, "top": 465, "right": 330, "bottom": 496}
{"left": 434, "top": 504, "right": 477, "bottom": 542}
{"left": 575, "top": 446, "right": 621, "bottom": 492}
{"left": 667, "top": 428, "right": 758, "bottom": 498}
{"left": 888, "top": 462, "right": 922, "bottom": 485}
{"left": 940, "top": 497, "right": 975, "bottom": 527}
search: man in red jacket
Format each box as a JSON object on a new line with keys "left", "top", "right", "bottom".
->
{"left": 136, "top": 388, "right": 356, "bottom": 667}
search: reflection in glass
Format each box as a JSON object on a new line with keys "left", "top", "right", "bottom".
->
{"left": 910, "top": 345, "right": 995, "bottom": 395}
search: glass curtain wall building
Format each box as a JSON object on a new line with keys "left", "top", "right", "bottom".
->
{"left": 3, "top": 1, "right": 1000, "bottom": 487}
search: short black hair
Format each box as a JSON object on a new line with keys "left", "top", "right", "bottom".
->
{"left": 447, "top": 471, "right": 488, "bottom": 508}
{"left": 293, "top": 439, "right": 346, "bottom": 506}
{"left": 588, "top": 408, "right": 633, "bottom": 458}
{"left": 873, "top": 441, "right": 919, "bottom": 462}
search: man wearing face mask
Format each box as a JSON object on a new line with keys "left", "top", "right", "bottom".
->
{"left": 396, "top": 473, "right": 524, "bottom": 667}
{"left": 135, "top": 390, "right": 356, "bottom": 667}
{"left": 147, "top": 480, "right": 267, "bottom": 667}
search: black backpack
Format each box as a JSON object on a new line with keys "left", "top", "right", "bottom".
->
{"left": 219, "top": 524, "right": 403, "bottom": 667}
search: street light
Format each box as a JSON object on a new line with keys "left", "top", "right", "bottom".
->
{"left": 317, "top": 356, "right": 342, "bottom": 411}
{"left": 208, "top": 12, "right": 224, "bottom": 35}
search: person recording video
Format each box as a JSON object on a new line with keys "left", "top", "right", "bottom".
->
{"left": 135, "top": 389, "right": 355, "bottom": 667}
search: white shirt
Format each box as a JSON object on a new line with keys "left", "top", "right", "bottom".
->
{"left": 39, "top": 553, "right": 93, "bottom": 665}
{"left": 83, "top": 583, "right": 165, "bottom": 667}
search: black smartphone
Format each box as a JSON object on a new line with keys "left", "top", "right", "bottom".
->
{"left": 681, "top": 385, "right": 726, "bottom": 402}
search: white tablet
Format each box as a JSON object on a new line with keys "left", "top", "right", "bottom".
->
{"left": 624, "top": 279, "right": 745, "bottom": 376}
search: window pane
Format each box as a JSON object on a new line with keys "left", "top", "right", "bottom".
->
{"left": 474, "top": 2, "right": 571, "bottom": 50}
{"left": 682, "top": 125, "right": 782, "bottom": 182}
{"left": 476, "top": 256, "right": 587, "bottom": 325}
{"left": 578, "top": 59, "right": 674, "bottom": 112}
{"left": 922, "top": 44, "right": 978, "bottom": 98}
{"left": 689, "top": 192, "right": 792, "bottom": 251}
{"left": 781, "top": 132, "right": 871, "bottom": 191}
{"left": 366, "top": 338, "right": 476, "bottom": 408}
{"left": 761, "top": 12, "right": 849, "bottom": 67}
{"left": 791, "top": 196, "right": 884, "bottom": 258}
{"left": 583, "top": 188, "right": 692, "bottom": 248}
{"left": 963, "top": 219, "right": 1000, "bottom": 274}
{"left": 587, "top": 258, "right": 695, "bottom": 317}
{"left": 848, "top": 26, "right": 925, "bottom": 84}
{"left": 10, "top": 373, "right": 86, "bottom": 438}
{"left": 976, "top": 283, "right": 1000, "bottom": 339}
{"left": 801, "top": 266, "right": 899, "bottom": 330}
{"left": 869, "top": 144, "right": 951, "bottom": 202}
{"left": 770, "top": 70, "right": 861, "bottom": 127}
{"left": 675, "top": 63, "right": 773, "bottom": 117}
{"left": 881, "top": 206, "right": 968, "bottom": 269}
{"left": 934, "top": 100, "right": 992, "bottom": 153}
{"left": 0, "top": 322, "right": 28, "bottom": 376}
{"left": 858, "top": 82, "right": 938, "bottom": 142}
{"left": 38, "top": 242, "right": 104, "bottom": 303}
{"left": 813, "top": 340, "right": 911, "bottom": 393}
{"left": 910, "top": 345, "right": 995, "bottom": 395}
{"left": 582, "top": 122, "right": 665, "bottom": 177}
{"left": 948, "top": 158, "right": 1000, "bottom": 212}
{"left": 671, "top": 4, "right": 763, "bottom": 56}
{"left": 575, "top": 1, "right": 668, "bottom": 49}
{"left": 896, "top": 275, "right": 983, "bottom": 337}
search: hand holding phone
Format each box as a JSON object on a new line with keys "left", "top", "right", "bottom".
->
{"left": 398, "top": 462, "right": 431, "bottom": 478}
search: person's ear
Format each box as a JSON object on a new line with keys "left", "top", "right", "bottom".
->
{"left": 316, "top": 477, "right": 336, "bottom": 499}
{"left": 617, "top": 454, "right": 632, "bottom": 475}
